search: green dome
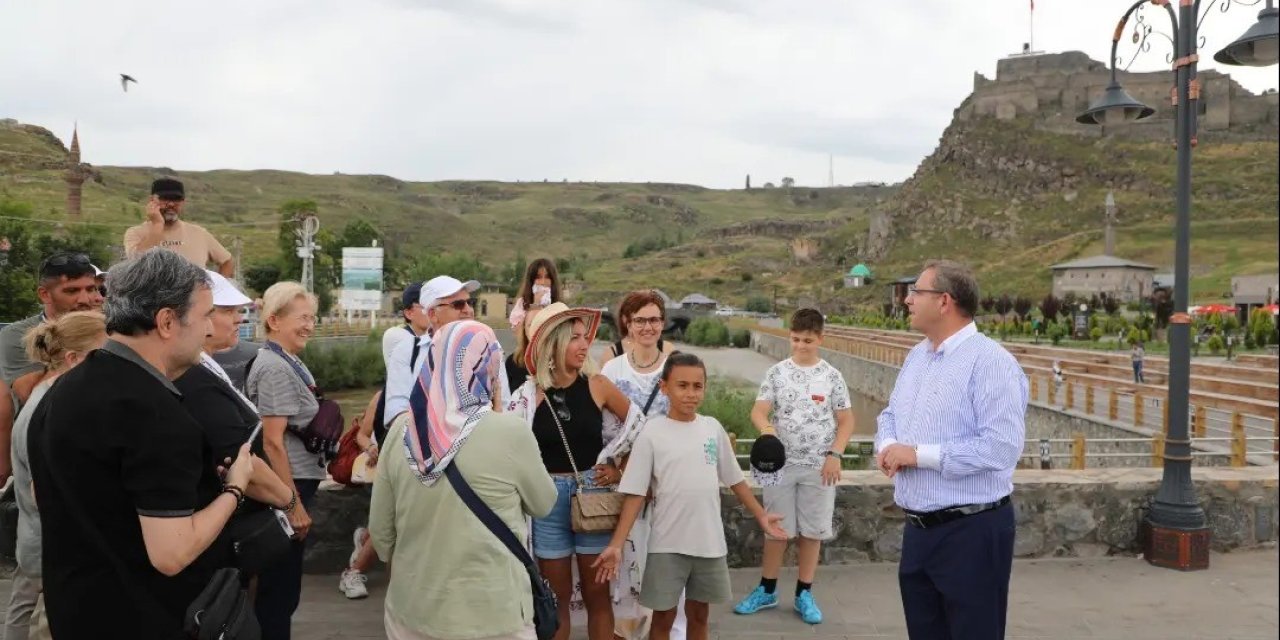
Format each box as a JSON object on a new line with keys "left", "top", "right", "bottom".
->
{"left": 848, "top": 264, "right": 872, "bottom": 277}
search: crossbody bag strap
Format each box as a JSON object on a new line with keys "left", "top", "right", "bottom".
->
{"left": 443, "top": 462, "right": 537, "bottom": 570}
{"left": 546, "top": 399, "right": 586, "bottom": 492}
{"left": 264, "top": 341, "right": 316, "bottom": 392}
{"left": 641, "top": 380, "right": 662, "bottom": 415}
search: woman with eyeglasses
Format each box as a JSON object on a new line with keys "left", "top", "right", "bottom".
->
{"left": 505, "top": 304, "right": 640, "bottom": 640}
{"left": 604, "top": 291, "right": 676, "bottom": 364}
{"left": 245, "top": 281, "right": 322, "bottom": 640}
{"left": 506, "top": 258, "right": 563, "bottom": 395}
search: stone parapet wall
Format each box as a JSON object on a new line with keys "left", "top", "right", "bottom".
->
{"left": 291, "top": 467, "right": 1277, "bottom": 573}
{"left": 722, "top": 467, "right": 1277, "bottom": 567}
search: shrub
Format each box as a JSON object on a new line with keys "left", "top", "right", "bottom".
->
{"left": 687, "top": 317, "right": 731, "bottom": 346}
{"left": 1206, "top": 334, "right": 1225, "bottom": 355}
{"left": 745, "top": 296, "right": 771, "bottom": 314}
{"left": 730, "top": 328, "right": 751, "bottom": 348}
{"left": 1089, "top": 327, "right": 1104, "bottom": 342}
{"left": 301, "top": 338, "right": 385, "bottom": 391}
{"left": 701, "top": 380, "right": 756, "bottom": 438}
{"left": 1048, "top": 324, "right": 1067, "bottom": 345}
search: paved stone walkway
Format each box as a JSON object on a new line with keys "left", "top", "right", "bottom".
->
{"left": 18, "top": 549, "right": 1264, "bottom": 639}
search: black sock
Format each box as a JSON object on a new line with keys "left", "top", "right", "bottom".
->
{"left": 759, "top": 577, "right": 777, "bottom": 594}
{"left": 796, "top": 581, "right": 812, "bottom": 597}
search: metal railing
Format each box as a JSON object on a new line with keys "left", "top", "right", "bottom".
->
{"left": 731, "top": 431, "right": 1278, "bottom": 471}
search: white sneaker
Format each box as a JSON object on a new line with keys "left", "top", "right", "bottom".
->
{"left": 339, "top": 569, "right": 368, "bottom": 599}
{"left": 350, "top": 527, "right": 368, "bottom": 568}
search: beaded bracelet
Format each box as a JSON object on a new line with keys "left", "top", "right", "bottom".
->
{"left": 281, "top": 490, "right": 298, "bottom": 513}
{"left": 222, "top": 484, "right": 246, "bottom": 507}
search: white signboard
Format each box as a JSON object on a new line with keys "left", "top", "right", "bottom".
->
{"left": 341, "top": 247, "right": 384, "bottom": 311}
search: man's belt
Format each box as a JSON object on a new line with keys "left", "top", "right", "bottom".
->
{"left": 902, "top": 495, "right": 1011, "bottom": 529}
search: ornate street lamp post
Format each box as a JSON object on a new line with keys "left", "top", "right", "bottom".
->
{"left": 1077, "top": 0, "right": 1277, "bottom": 571}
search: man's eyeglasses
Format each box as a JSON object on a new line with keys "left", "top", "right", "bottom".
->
{"left": 436, "top": 298, "right": 476, "bottom": 311}
{"left": 907, "top": 286, "right": 947, "bottom": 297}
{"left": 630, "top": 316, "right": 664, "bottom": 327}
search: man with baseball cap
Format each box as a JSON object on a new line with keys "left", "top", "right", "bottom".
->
{"left": 123, "top": 178, "right": 235, "bottom": 277}
{"left": 381, "top": 282, "right": 429, "bottom": 369}
{"left": 382, "top": 275, "right": 495, "bottom": 428}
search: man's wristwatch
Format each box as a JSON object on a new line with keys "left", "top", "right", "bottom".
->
{"left": 824, "top": 450, "right": 841, "bottom": 460}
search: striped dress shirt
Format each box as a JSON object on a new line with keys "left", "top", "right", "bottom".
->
{"left": 874, "top": 322, "right": 1028, "bottom": 512}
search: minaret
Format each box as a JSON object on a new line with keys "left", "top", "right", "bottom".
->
{"left": 1103, "top": 190, "right": 1116, "bottom": 256}
{"left": 64, "top": 126, "right": 86, "bottom": 216}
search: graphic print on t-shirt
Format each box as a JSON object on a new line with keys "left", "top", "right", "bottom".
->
{"left": 758, "top": 359, "right": 852, "bottom": 468}
{"left": 703, "top": 437, "right": 717, "bottom": 465}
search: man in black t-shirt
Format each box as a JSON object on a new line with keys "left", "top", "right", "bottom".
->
{"left": 28, "top": 249, "right": 257, "bottom": 640}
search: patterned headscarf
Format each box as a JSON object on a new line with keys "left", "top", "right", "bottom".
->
{"left": 404, "top": 320, "right": 505, "bottom": 485}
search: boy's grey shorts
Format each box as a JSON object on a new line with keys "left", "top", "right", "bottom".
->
{"left": 762, "top": 464, "right": 836, "bottom": 541}
{"left": 639, "top": 553, "right": 732, "bottom": 611}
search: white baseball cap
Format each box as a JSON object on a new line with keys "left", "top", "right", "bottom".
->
{"left": 206, "top": 270, "right": 252, "bottom": 307}
{"left": 91, "top": 264, "right": 106, "bottom": 278}
{"left": 419, "top": 275, "right": 480, "bottom": 309}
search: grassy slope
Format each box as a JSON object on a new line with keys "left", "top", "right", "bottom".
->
{"left": 3, "top": 116, "right": 1275, "bottom": 306}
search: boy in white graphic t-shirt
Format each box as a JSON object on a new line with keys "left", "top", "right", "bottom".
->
{"left": 734, "top": 309, "right": 855, "bottom": 625}
{"left": 593, "top": 353, "right": 786, "bottom": 640}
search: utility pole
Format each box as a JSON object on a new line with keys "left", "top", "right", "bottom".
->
{"left": 296, "top": 213, "right": 320, "bottom": 295}
{"left": 232, "top": 236, "right": 244, "bottom": 284}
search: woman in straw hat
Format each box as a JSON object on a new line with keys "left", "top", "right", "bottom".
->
{"left": 506, "top": 303, "right": 642, "bottom": 640}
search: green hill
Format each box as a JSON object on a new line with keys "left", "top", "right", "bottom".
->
{"left": 2, "top": 112, "right": 1275, "bottom": 309}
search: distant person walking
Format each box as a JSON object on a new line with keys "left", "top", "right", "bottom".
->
{"left": 1131, "top": 342, "right": 1145, "bottom": 384}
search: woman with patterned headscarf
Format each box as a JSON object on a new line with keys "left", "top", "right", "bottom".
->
{"left": 369, "top": 320, "right": 558, "bottom": 640}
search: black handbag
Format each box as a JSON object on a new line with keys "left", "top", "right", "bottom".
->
{"left": 227, "top": 507, "right": 292, "bottom": 574}
{"left": 183, "top": 567, "right": 260, "bottom": 640}
{"left": 444, "top": 462, "right": 559, "bottom": 640}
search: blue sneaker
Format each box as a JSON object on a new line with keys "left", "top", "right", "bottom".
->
{"left": 733, "top": 586, "right": 778, "bottom": 615}
{"left": 794, "top": 590, "right": 823, "bottom": 624}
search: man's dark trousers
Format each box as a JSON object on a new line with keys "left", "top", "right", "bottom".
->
{"left": 899, "top": 501, "right": 1015, "bottom": 640}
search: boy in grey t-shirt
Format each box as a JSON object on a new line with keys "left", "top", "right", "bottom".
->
{"left": 593, "top": 353, "right": 786, "bottom": 640}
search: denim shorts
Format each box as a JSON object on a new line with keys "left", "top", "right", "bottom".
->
{"left": 532, "top": 470, "right": 614, "bottom": 559}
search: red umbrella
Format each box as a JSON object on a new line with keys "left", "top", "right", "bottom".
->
{"left": 1263, "top": 304, "right": 1279, "bottom": 315}
{"left": 1194, "top": 304, "right": 1236, "bottom": 315}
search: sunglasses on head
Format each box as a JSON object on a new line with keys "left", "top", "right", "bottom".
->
{"left": 42, "top": 253, "right": 92, "bottom": 269}
{"left": 436, "top": 298, "right": 476, "bottom": 311}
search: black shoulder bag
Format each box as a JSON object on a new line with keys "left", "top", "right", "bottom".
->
{"left": 443, "top": 462, "right": 559, "bottom": 640}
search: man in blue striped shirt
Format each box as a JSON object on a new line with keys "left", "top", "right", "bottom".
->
{"left": 875, "top": 259, "right": 1027, "bottom": 640}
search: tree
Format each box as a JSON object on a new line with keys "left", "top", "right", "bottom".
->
{"left": 1013, "top": 296, "right": 1033, "bottom": 321}
{"left": 994, "top": 294, "right": 1014, "bottom": 317}
{"left": 1101, "top": 292, "right": 1121, "bottom": 316}
{"left": 763, "top": 182, "right": 776, "bottom": 189}
{"left": 243, "top": 263, "right": 281, "bottom": 296}
{"left": 781, "top": 177, "right": 795, "bottom": 189}
{"left": 1151, "top": 289, "right": 1174, "bottom": 329}
{"left": 980, "top": 296, "right": 997, "bottom": 314}
{"left": 1038, "top": 294, "right": 1063, "bottom": 323}
{"left": 1061, "top": 292, "right": 1080, "bottom": 318}
{"left": 745, "top": 296, "right": 771, "bottom": 313}
{"left": 1, "top": 200, "right": 112, "bottom": 321}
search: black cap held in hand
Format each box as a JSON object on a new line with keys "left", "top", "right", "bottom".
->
{"left": 750, "top": 434, "right": 786, "bottom": 473}
{"left": 150, "top": 178, "right": 185, "bottom": 200}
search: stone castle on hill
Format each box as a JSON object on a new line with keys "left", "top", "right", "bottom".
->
{"left": 957, "top": 51, "right": 1279, "bottom": 138}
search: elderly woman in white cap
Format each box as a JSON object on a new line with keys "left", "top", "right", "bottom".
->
{"left": 506, "top": 303, "right": 642, "bottom": 640}
{"left": 174, "top": 272, "right": 295, "bottom": 565}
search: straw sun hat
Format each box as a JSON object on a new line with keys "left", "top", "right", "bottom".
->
{"left": 523, "top": 302, "right": 602, "bottom": 374}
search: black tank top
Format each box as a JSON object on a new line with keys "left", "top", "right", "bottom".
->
{"left": 532, "top": 375, "right": 605, "bottom": 474}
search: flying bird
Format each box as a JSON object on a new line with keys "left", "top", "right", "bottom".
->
{"left": 120, "top": 74, "right": 137, "bottom": 92}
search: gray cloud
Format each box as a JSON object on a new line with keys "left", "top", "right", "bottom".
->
{"left": 1, "top": 0, "right": 1273, "bottom": 189}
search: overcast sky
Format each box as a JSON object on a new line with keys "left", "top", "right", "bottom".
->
{"left": 2, "top": 1, "right": 1276, "bottom": 189}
